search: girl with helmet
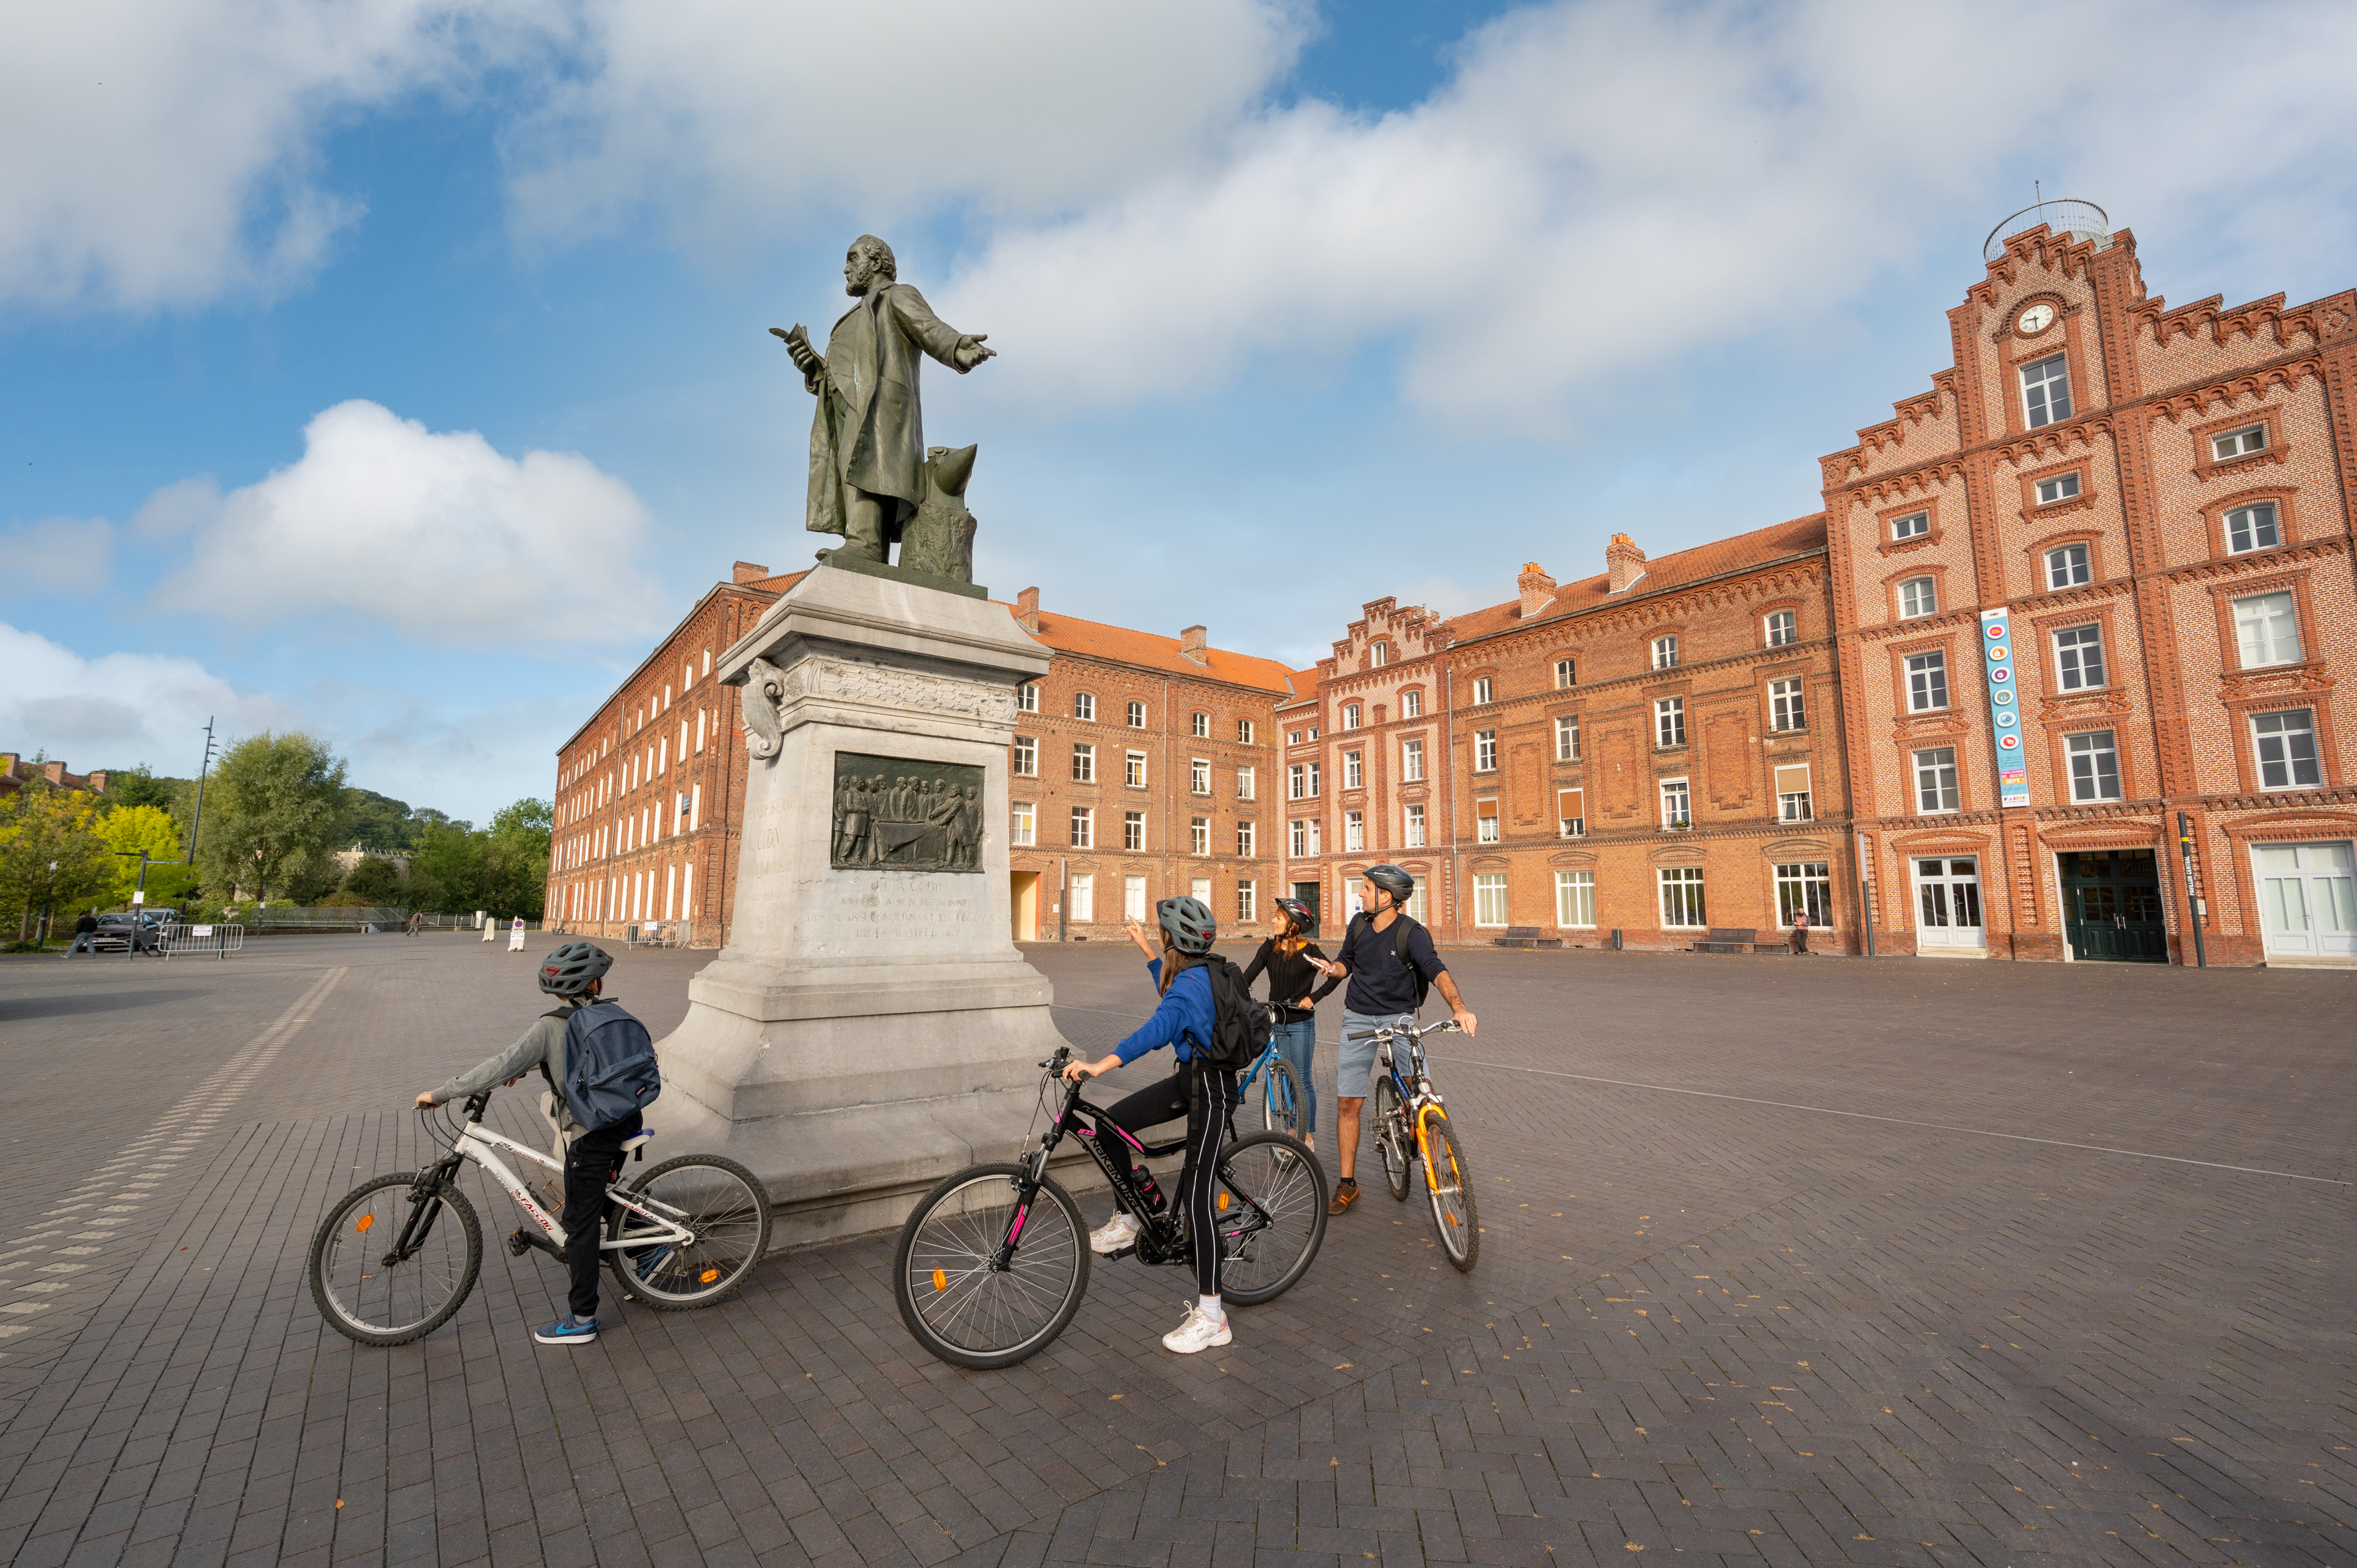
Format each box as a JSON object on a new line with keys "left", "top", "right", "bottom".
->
{"left": 1241, "top": 897, "right": 1335, "bottom": 1150}
{"left": 1060, "top": 894, "right": 1239, "bottom": 1353}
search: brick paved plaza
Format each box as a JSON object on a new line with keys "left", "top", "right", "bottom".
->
{"left": 0, "top": 937, "right": 2348, "bottom": 1567}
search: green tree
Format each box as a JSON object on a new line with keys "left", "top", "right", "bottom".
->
{"left": 198, "top": 733, "right": 349, "bottom": 905}
{"left": 0, "top": 780, "right": 116, "bottom": 939}
{"left": 345, "top": 789, "right": 422, "bottom": 853}
{"left": 406, "top": 820, "right": 485, "bottom": 915}
{"left": 482, "top": 797, "right": 553, "bottom": 920}
{"left": 96, "top": 804, "right": 197, "bottom": 904}
{"left": 338, "top": 854, "right": 406, "bottom": 903}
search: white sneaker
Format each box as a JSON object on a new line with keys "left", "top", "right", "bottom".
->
{"left": 1162, "top": 1304, "right": 1232, "bottom": 1354}
{"left": 1088, "top": 1211, "right": 1142, "bottom": 1255}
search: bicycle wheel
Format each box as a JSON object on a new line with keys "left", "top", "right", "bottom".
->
{"left": 1261, "top": 1054, "right": 1305, "bottom": 1140}
{"left": 308, "top": 1173, "right": 480, "bottom": 1346}
{"left": 1213, "top": 1131, "right": 1329, "bottom": 1306}
{"left": 1420, "top": 1115, "right": 1479, "bottom": 1271}
{"left": 1373, "top": 1078, "right": 1411, "bottom": 1201}
{"left": 895, "top": 1164, "right": 1088, "bottom": 1369}
{"left": 606, "top": 1154, "right": 773, "bottom": 1310}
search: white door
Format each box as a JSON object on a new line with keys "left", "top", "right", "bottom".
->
{"left": 1912, "top": 856, "right": 1986, "bottom": 950}
{"left": 2253, "top": 842, "right": 2357, "bottom": 958}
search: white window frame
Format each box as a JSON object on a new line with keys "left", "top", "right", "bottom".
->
{"left": 1123, "top": 875, "right": 1148, "bottom": 922}
{"left": 1069, "top": 873, "right": 1094, "bottom": 923}
{"left": 1069, "top": 806, "right": 1093, "bottom": 848}
{"left": 1898, "top": 577, "right": 1938, "bottom": 619}
{"left": 2226, "top": 501, "right": 2281, "bottom": 554}
{"left": 2034, "top": 472, "right": 2082, "bottom": 506}
{"left": 1341, "top": 703, "right": 1360, "bottom": 730}
{"left": 1554, "top": 869, "right": 1595, "bottom": 929}
{"left": 1402, "top": 737, "right": 1426, "bottom": 781}
{"left": 1659, "top": 778, "right": 1690, "bottom": 830}
{"left": 1476, "top": 801, "right": 1499, "bottom": 844}
{"left": 1554, "top": 714, "right": 1579, "bottom": 761}
{"left": 1074, "top": 692, "right": 1095, "bottom": 721}
{"left": 1913, "top": 746, "right": 1959, "bottom": 814}
{"left": 1189, "top": 758, "right": 1210, "bottom": 796}
{"left": 1343, "top": 750, "right": 1363, "bottom": 789}
{"left": 1124, "top": 750, "right": 1148, "bottom": 788}
{"left": 1554, "top": 658, "right": 1575, "bottom": 689}
{"left": 1473, "top": 873, "right": 1508, "bottom": 929}
{"left": 1237, "top": 719, "right": 1255, "bottom": 744}
{"left": 2052, "top": 625, "right": 2106, "bottom": 691}
{"left": 2065, "top": 730, "right": 2122, "bottom": 802}
{"left": 1344, "top": 810, "right": 1364, "bottom": 852}
{"left": 1404, "top": 802, "right": 1426, "bottom": 848}
{"left": 1236, "top": 821, "right": 1256, "bottom": 858}
{"left": 1368, "top": 642, "right": 1388, "bottom": 667}
{"left": 1471, "top": 679, "right": 1492, "bottom": 706}
{"left": 2234, "top": 592, "right": 2302, "bottom": 668}
{"left": 2044, "top": 542, "right": 2091, "bottom": 588}
{"left": 1236, "top": 766, "right": 1255, "bottom": 800}
{"left": 1774, "top": 862, "right": 1831, "bottom": 929}
{"left": 1189, "top": 817, "right": 1210, "bottom": 856}
{"left": 2212, "top": 424, "right": 2267, "bottom": 462}
{"left": 1768, "top": 678, "right": 1804, "bottom": 732}
{"left": 1401, "top": 690, "right": 1422, "bottom": 718}
{"left": 1474, "top": 728, "right": 1497, "bottom": 772}
{"left": 1237, "top": 879, "right": 1257, "bottom": 922}
{"left": 1123, "top": 810, "right": 1146, "bottom": 851}
{"left": 1012, "top": 802, "right": 1036, "bottom": 846}
{"left": 1190, "top": 710, "right": 1209, "bottom": 739}
{"left": 1764, "top": 609, "right": 1796, "bottom": 647}
{"left": 1126, "top": 699, "right": 1147, "bottom": 728}
{"left": 1658, "top": 867, "right": 1706, "bottom": 929}
{"left": 1013, "top": 735, "right": 1037, "bottom": 776}
{"left": 1018, "top": 683, "right": 1038, "bottom": 713}
{"left": 2021, "top": 353, "right": 2071, "bottom": 428}
{"left": 1889, "top": 510, "right": 1929, "bottom": 542}
{"left": 1654, "top": 697, "right": 1685, "bottom": 748}
{"left": 1652, "top": 635, "right": 1678, "bottom": 671}
{"left": 2251, "top": 708, "right": 2322, "bottom": 790}
{"left": 1070, "top": 742, "right": 1094, "bottom": 782}
{"left": 1906, "top": 651, "right": 1949, "bottom": 712}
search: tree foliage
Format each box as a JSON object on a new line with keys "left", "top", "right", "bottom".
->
{"left": 198, "top": 733, "right": 348, "bottom": 903}
{"left": 401, "top": 797, "right": 550, "bottom": 918}
{"left": 345, "top": 789, "right": 424, "bottom": 853}
{"left": 97, "top": 804, "right": 199, "bottom": 903}
{"left": 0, "top": 780, "right": 116, "bottom": 935}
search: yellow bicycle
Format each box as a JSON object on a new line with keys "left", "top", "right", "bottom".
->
{"left": 1359, "top": 1018, "right": 1478, "bottom": 1271}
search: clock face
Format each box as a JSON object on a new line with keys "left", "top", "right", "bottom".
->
{"left": 2017, "top": 303, "right": 2055, "bottom": 335}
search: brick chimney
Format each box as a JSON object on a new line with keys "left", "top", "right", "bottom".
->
{"left": 41, "top": 760, "right": 66, "bottom": 785}
{"left": 1015, "top": 585, "right": 1040, "bottom": 633}
{"left": 86, "top": 770, "right": 109, "bottom": 794}
{"left": 1179, "top": 625, "right": 1209, "bottom": 665}
{"left": 732, "top": 561, "right": 770, "bottom": 584}
{"left": 1516, "top": 561, "right": 1555, "bottom": 618}
{"left": 1605, "top": 532, "right": 1647, "bottom": 593}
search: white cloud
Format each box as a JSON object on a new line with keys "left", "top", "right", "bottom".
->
{"left": 501, "top": 0, "right": 1308, "bottom": 250}
{"left": 0, "top": 518, "right": 112, "bottom": 597}
{"left": 931, "top": 0, "right": 2357, "bottom": 428}
{"left": 0, "top": 0, "right": 553, "bottom": 311}
{"left": 0, "top": 620, "right": 302, "bottom": 768}
{"left": 150, "top": 399, "right": 666, "bottom": 647}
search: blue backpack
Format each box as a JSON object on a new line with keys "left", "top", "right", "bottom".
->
{"left": 552, "top": 1000, "right": 661, "bottom": 1130}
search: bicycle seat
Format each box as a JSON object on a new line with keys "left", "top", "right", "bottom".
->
{"left": 621, "top": 1130, "right": 655, "bottom": 1154}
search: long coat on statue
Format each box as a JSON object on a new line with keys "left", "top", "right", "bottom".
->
{"left": 807, "top": 282, "right": 977, "bottom": 540}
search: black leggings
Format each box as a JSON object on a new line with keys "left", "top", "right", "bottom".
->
{"left": 1101, "top": 1066, "right": 1235, "bottom": 1297}
{"left": 561, "top": 1112, "right": 641, "bottom": 1320}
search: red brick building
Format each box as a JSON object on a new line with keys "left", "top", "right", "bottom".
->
{"left": 0, "top": 755, "right": 111, "bottom": 798}
{"left": 1825, "top": 212, "right": 2357, "bottom": 965}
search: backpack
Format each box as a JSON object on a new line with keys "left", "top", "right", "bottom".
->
{"left": 548, "top": 1001, "right": 662, "bottom": 1131}
{"left": 1345, "top": 911, "right": 1432, "bottom": 1011}
{"left": 1186, "top": 954, "right": 1273, "bottom": 1073}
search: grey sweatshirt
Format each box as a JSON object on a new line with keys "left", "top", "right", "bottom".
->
{"left": 433, "top": 1007, "right": 582, "bottom": 1132}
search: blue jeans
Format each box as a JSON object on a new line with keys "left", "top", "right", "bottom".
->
{"left": 1269, "top": 1017, "right": 1318, "bottom": 1138}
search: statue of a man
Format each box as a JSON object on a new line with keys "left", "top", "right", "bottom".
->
{"left": 772, "top": 235, "right": 993, "bottom": 565}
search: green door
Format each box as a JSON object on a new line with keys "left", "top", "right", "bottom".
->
{"left": 2059, "top": 849, "right": 2168, "bottom": 962}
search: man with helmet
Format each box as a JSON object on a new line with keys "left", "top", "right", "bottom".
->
{"left": 1305, "top": 865, "right": 1476, "bottom": 1214}
{"left": 414, "top": 941, "right": 645, "bottom": 1346}
{"left": 1058, "top": 894, "right": 1244, "bottom": 1354}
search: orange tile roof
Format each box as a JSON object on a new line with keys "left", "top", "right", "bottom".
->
{"left": 1443, "top": 514, "right": 1827, "bottom": 643}
{"left": 1006, "top": 606, "right": 1300, "bottom": 695}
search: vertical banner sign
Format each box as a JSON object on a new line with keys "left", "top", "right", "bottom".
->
{"left": 1981, "top": 607, "right": 2030, "bottom": 806}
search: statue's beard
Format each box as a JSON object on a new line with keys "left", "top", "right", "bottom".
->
{"left": 844, "top": 271, "right": 874, "bottom": 297}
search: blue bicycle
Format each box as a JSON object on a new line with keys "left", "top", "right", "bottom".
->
{"left": 1234, "top": 1026, "right": 1309, "bottom": 1141}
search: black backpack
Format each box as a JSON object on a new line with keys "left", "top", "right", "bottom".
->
{"left": 1345, "top": 911, "right": 1432, "bottom": 1011}
{"left": 1187, "top": 954, "right": 1272, "bottom": 1072}
{"left": 545, "top": 1000, "right": 662, "bottom": 1131}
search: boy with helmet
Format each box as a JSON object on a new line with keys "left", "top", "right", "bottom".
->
{"left": 414, "top": 941, "right": 643, "bottom": 1346}
{"left": 1059, "top": 894, "right": 1241, "bottom": 1354}
{"left": 1305, "top": 864, "right": 1476, "bottom": 1214}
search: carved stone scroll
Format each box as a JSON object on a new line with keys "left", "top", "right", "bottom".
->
{"left": 741, "top": 656, "right": 786, "bottom": 758}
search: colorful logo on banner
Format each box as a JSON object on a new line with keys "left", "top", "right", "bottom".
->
{"left": 1980, "top": 607, "right": 2030, "bottom": 807}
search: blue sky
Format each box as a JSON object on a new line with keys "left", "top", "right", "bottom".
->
{"left": 4, "top": 0, "right": 2352, "bottom": 822}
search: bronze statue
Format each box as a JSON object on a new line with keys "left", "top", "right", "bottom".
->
{"left": 774, "top": 235, "right": 993, "bottom": 569}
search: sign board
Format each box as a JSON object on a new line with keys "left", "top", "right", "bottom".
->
{"left": 1980, "top": 607, "right": 2030, "bottom": 807}
{"left": 192, "top": 925, "right": 213, "bottom": 937}
{"left": 507, "top": 918, "right": 527, "bottom": 951}
{"left": 132, "top": 889, "right": 146, "bottom": 905}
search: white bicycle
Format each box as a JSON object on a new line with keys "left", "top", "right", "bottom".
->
{"left": 307, "top": 1088, "right": 772, "bottom": 1346}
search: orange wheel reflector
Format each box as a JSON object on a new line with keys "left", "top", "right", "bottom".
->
{"left": 931, "top": 1267, "right": 948, "bottom": 1293}
{"left": 1217, "top": 1191, "right": 1229, "bottom": 1212}
{"left": 354, "top": 1213, "right": 374, "bottom": 1232}
{"left": 699, "top": 1266, "right": 720, "bottom": 1283}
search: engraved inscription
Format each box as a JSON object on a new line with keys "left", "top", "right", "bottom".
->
{"left": 831, "top": 752, "right": 985, "bottom": 873}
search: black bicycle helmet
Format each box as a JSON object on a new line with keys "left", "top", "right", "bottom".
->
{"left": 1272, "top": 896, "right": 1319, "bottom": 940}
{"left": 1155, "top": 895, "right": 1217, "bottom": 956}
{"left": 539, "top": 941, "right": 613, "bottom": 997}
{"left": 1362, "top": 863, "right": 1416, "bottom": 903}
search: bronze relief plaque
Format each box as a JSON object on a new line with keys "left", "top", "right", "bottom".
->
{"left": 830, "top": 752, "right": 985, "bottom": 873}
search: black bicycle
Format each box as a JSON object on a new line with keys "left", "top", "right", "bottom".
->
{"left": 892, "top": 1047, "right": 1329, "bottom": 1368}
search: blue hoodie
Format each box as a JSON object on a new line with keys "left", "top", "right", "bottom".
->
{"left": 1112, "top": 958, "right": 1216, "bottom": 1066}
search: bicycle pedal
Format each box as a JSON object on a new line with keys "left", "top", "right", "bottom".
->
{"left": 506, "top": 1228, "right": 533, "bottom": 1257}
{"left": 1104, "top": 1244, "right": 1137, "bottom": 1261}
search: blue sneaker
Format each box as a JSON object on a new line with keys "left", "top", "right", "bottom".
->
{"left": 533, "top": 1315, "right": 598, "bottom": 1345}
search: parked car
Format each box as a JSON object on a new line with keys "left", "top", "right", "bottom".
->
{"left": 88, "top": 913, "right": 162, "bottom": 954}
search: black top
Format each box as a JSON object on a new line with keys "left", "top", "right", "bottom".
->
{"left": 1240, "top": 939, "right": 1335, "bottom": 1022}
{"left": 74, "top": 914, "right": 98, "bottom": 935}
{"left": 1331, "top": 913, "right": 1447, "bottom": 1017}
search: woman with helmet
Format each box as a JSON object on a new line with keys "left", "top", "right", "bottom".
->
{"left": 1059, "top": 894, "right": 1241, "bottom": 1354}
{"left": 1241, "top": 897, "right": 1336, "bottom": 1150}
{"left": 415, "top": 941, "right": 645, "bottom": 1346}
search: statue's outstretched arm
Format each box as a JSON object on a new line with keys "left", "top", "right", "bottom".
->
{"left": 884, "top": 286, "right": 995, "bottom": 374}
{"left": 769, "top": 325, "right": 825, "bottom": 394}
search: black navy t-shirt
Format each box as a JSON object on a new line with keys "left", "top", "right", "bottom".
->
{"left": 1335, "top": 913, "right": 1446, "bottom": 1017}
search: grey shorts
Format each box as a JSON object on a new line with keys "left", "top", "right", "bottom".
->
{"left": 1336, "top": 1011, "right": 1414, "bottom": 1099}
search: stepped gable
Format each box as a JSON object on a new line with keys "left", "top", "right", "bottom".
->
{"left": 1440, "top": 512, "right": 1828, "bottom": 642}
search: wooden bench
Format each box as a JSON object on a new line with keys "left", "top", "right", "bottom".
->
{"left": 1693, "top": 926, "right": 1779, "bottom": 955}
{"left": 1491, "top": 925, "right": 1563, "bottom": 949}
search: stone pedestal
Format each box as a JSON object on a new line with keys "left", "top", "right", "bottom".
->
{"left": 647, "top": 561, "right": 1070, "bottom": 1245}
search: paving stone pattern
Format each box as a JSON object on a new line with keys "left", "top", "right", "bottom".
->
{"left": 0, "top": 937, "right": 2348, "bottom": 1566}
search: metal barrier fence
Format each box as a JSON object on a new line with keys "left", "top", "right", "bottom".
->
{"left": 158, "top": 923, "right": 247, "bottom": 959}
{"left": 625, "top": 921, "right": 688, "bottom": 949}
